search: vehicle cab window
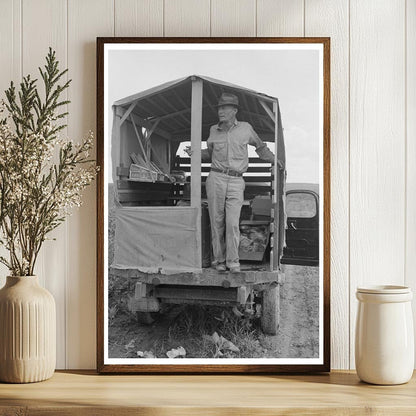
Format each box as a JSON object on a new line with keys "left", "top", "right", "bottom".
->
{"left": 286, "top": 192, "right": 317, "bottom": 218}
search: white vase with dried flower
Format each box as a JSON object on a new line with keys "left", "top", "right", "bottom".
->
{"left": 0, "top": 48, "right": 97, "bottom": 383}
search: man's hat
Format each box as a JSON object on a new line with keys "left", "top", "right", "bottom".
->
{"left": 216, "top": 92, "right": 239, "bottom": 108}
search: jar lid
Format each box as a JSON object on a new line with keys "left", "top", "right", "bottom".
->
{"left": 357, "top": 285, "right": 411, "bottom": 294}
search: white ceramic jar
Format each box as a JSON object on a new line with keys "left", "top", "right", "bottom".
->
{"left": 355, "top": 285, "right": 414, "bottom": 385}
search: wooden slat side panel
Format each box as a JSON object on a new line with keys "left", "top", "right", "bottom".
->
{"left": 178, "top": 166, "right": 272, "bottom": 173}
{"left": 0, "top": 0, "right": 21, "bottom": 288}
{"left": 405, "top": 0, "right": 416, "bottom": 367}
{"left": 22, "top": 0, "right": 68, "bottom": 369}
{"left": 211, "top": 0, "right": 256, "bottom": 37}
{"left": 349, "top": 0, "right": 406, "bottom": 369}
{"left": 257, "top": 0, "right": 304, "bottom": 36}
{"left": 115, "top": 0, "right": 163, "bottom": 36}
{"left": 67, "top": 0, "right": 114, "bottom": 370}
{"left": 177, "top": 157, "right": 274, "bottom": 164}
{"left": 305, "top": 0, "right": 349, "bottom": 369}
{"left": 164, "top": 0, "right": 210, "bottom": 36}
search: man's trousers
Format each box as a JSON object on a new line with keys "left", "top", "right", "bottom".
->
{"left": 205, "top": 170, "right": 245, "bottom": 268}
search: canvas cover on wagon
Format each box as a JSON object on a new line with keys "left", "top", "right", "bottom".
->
{"left": 112, "top": 206, "right": 200, "bottom": 274}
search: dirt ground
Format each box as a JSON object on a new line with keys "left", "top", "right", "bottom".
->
{"left": 265, "top": 264, "right": 319, "bottom": 358}
{"left": 108, "top": 263, "right": 319, "bottom": 359}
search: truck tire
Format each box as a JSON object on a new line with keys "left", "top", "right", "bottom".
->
{"left": 136, "top": 312, "right": 158, "bottom": 325}
{"left": 261, "top": 285, "right": 280, "bottom": 335}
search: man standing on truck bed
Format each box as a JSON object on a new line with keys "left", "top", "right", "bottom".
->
{"left": 185, "top": 92, "right": 276, "bottom": 273}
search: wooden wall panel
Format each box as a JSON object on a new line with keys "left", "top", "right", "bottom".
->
{"left": 67, "top": 0, "right": 114, "bottom": 370}
{"left": 0, "top": 0, "right": 414, "bottom": 370}
{"left": 0, "top": 0, "right": 21, "bottom": 100}
{"left": 305, "top": 0, "right": 350, "bottom": 369}
{"left": 22, "top": 0, "right": 68, "bottom": 368}
{"left": 211, "top": 0, "right": 256, "bottom": 37}
{"left": 0, "top": 0, "right": 21, "bottom": 287}
{"left": 257, "top": 0, "right": 304, "bottom": 36}
{"left": 115, "top": 0, "right": 163, "bottom": 36}
{"left": 164, "top": 0, "right": 210, "bottom": 36}
{"left": 349, "top": 0, "right": 406, "bottom": 368}
{"left": 0, "top": 0, "right": 13, "bottom": 102}
{"left": 406, "top": 0, "right": 416, "bottom": 365}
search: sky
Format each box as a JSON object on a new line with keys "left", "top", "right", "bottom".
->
{"left": 106, "top": 45, "right": 321, "bottom": 184}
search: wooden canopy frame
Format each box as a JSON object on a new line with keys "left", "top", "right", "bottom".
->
{"left": 111, "top": 75, "right": 286, "bottom": 272}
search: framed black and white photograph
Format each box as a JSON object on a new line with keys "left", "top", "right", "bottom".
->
{"left": 97, "top": 37, "right": 330, "bottom": 373}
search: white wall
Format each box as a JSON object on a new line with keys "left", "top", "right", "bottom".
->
{"left": 0, "top": 0, "right": 414, "bottom": 370}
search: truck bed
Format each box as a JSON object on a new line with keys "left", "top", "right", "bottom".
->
{"left": 110, "top": 262, "right": 284, "bottom": 288}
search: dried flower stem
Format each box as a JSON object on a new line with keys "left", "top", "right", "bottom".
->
{"left": 0, "top": 48, "right": 97, "bottom": 276}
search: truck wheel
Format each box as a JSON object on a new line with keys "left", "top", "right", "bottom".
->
{"left": 261, "top": 285, "right": 280, "bottom": 335}
{"left": 136, "top": 312, "right": 158, "bottom": 325}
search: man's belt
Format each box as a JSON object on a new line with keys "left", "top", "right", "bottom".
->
{"left": 211, "top": 167, "right": 243, "bottom": 177}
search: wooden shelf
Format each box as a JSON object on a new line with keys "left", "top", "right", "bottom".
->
{"left": 0, "top": 370, "right": 415, "bottom": 415}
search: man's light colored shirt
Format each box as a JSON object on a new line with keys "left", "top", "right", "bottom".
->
{"left": 201, "top": 119, "right": 274, "bottom": 173}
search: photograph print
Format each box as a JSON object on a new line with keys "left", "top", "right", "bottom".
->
{"left": 97, "top": 38, "right": 330, "bottom": 373}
